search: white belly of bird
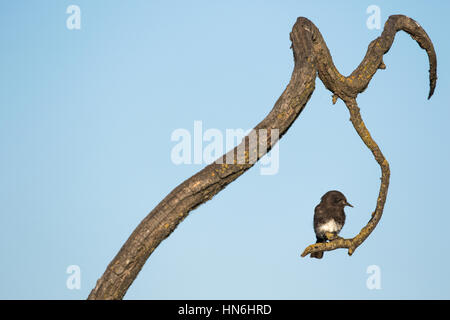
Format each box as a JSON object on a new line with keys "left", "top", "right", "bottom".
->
{"left": 318, "top": 219, "right": 342, "bottom": 234}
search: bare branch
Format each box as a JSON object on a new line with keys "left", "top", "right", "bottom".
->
{"left": 301, "top": 15, "right": 436, "bottom": 258}
{"left": 88, "top": 15, "right": 437, "bottom": 299}
{"left": 301, "top": 98, "right": 390, "bottom": 257}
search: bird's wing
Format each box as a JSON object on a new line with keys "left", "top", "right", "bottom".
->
{"left": 314, "top": 205, "right": 328, "bottom": 226}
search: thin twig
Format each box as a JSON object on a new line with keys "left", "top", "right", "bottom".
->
{"left": 301, "top": 98, "right": 390, "bottom": 257}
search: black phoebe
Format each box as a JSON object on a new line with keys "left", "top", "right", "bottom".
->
{"left": 310, "top": 190, "right": 353, "bottom": 259}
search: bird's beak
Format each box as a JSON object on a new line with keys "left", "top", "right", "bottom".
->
{"left": 345, "top": 202, "right": 353, "bottom": 208}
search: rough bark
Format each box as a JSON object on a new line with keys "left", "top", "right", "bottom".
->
{"left": 88, "top": 15, "right": 437, "bottom": 299}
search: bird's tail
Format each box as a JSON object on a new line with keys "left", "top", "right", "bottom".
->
{"left": 310, "top": 238, "right": 325, "bottom": 259}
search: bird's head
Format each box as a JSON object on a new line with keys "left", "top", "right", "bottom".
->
{"left": 322, "top": 190, "right": 353, "bottom": 208}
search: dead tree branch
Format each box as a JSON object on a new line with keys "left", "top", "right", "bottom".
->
{"left": 300, "top": 15, "right": 436, "bottom": 258}
{"left": 88, "top": 15, "right": 437, "bottom": 299}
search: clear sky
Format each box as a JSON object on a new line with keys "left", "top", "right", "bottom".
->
{"left": 1, "top": 0, "right": 449, "bottom": 299}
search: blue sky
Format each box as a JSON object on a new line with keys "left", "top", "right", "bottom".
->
{"left": 0, "top": 1, "right": 449, "bottom": 299}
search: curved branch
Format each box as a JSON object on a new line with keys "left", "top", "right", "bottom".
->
{"left": 88, "top": 15, "right": 437, "bottom": 299}
{"left": 301, "top": 98, "right": 390, "bottom": 257}
{"left": 308, "top": 14, "right": 437, "bottom": 100}
{"left": 300, "top": 15, "right": 436, "bottom": 257}
{"left": 88, "top": 19, "right": 318, "bottom": 300}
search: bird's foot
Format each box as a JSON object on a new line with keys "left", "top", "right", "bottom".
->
{"left": 325, "top": 232, "right": 342, "bottom": 241}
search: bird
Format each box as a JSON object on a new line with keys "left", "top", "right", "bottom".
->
{"left": 310, "top": 190, "right": 353, "bottom": 259}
